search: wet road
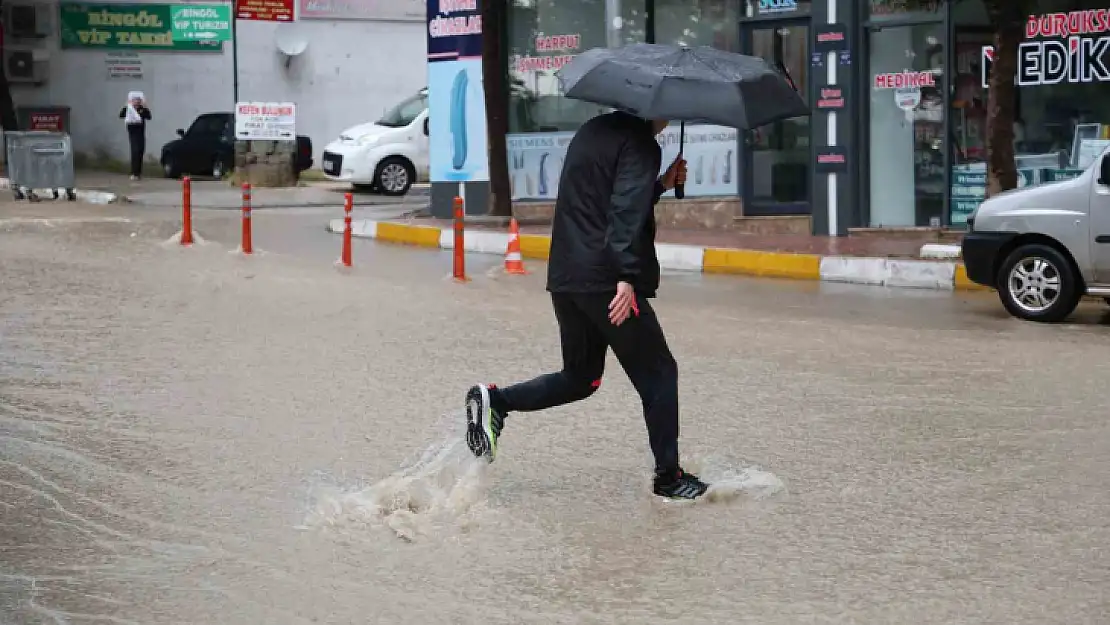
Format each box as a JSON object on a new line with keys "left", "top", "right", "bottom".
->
{"left": 2, "top": 201, "right": 1109, "bottom": 624}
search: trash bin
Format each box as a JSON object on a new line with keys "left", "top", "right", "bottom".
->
{"left": 4, "top": 131, "right": 77, "bottom": 201}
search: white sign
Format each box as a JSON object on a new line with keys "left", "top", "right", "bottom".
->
{"left": 894, "top": 86, "right": 921, "bottom": 110}
{"left": 234, "top": 101, "right": 296, "bottom": 141}
{"left": 106, "top": 52, "right": 142, "bottom": 79}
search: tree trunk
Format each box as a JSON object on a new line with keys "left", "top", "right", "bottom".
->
{"left": 481, "top": 0, "right": 511, "bottom": 217}
{"left": 983, "top": 1, "right": 1025, "bottom": 196}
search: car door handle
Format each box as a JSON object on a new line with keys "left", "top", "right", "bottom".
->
{"left": 1096, "top": 235, "right": 1110, "bottom": 243}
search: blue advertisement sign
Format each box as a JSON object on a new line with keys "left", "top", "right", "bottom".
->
{"left": 427, "top": 0, "right": 488, "bottom": 183}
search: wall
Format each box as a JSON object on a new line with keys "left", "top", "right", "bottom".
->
{"left": 8, "top": 0, "right": 426, "bottom": 166}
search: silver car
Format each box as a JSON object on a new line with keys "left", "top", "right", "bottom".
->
{"left": 961, "top": 148, "right": 1110, "bottom": 322}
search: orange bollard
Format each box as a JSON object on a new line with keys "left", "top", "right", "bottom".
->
{"left": 504, "top": 218, "right": 529, "bottom": 275}
{"left": 341, "top": 192, "right": 353, "bottom": 267}
{"left": 181, "top": 176, "right": 193, "bottom": 246}
{"left": 241, "top": 182, "right": 253, "bottom": 255}
{"left": 452, "top": 196, "right": 467, "bottom": 282}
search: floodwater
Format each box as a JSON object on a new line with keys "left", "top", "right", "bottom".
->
{"left": 2, "top": 201, "right": 1109, "bottom": 624}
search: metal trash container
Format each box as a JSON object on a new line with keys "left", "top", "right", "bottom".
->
{"left": 4, "top": 131, "right": 76, "bottom": 201}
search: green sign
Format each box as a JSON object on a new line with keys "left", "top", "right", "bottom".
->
{"left": 171, "top": 4, "right": 231, "bottom": 42}
{"left": 58, "top": 3, "right": 223, "bottom": 50}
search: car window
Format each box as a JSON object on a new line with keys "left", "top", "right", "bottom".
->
{"left": 187, "top": 115, "right": 225, "bottom": 137}
{"left": 377, "top": 94, "right": 427, "bottom": 128}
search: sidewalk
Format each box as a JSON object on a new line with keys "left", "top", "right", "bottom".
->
{"left": 327, "top": 216, "right": 983, "bottom": 292}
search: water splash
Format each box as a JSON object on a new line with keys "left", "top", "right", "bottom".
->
{"left": 681, "top": 455, "right": 787, "bottom": 504}
{"left": 302, "top": 435, "right": 491, "bottom": 542}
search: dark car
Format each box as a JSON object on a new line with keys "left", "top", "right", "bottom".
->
{"left": 160, "top": 112, "right": 313, "bottom": 179}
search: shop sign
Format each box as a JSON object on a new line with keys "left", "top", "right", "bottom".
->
{"left": 299, "top": 0, "right": 423, "bottom": 21}
{"left": 58, "top": 3, "right": 222, "bottom": 50}
{"left": 814, "top": 146, "right": 848, "bottom": 174}
{"left": 813, "top": 24, "right": 848, "bottom": 54}
{"left": 758, "top": 0, "right": 797, "bottom": 15}
{"left": 873, "top": 70, "right": 935, "bottom": 89}
{"left": 234, "top": 102, "right": 296, "bottom": 141}
{"left": 513, "top": 33, "right": 582, "bottom": 73}
{"left": 106, "top": 51, "right": 143, "bottom": 78}
{"left": 894, "top": 87, "right": 921, "bottom": 110}
{"left": 171, "top": 4, "right": 232, "bottom": 40}
{"left": 235, "top": 0, "right": 293, "bottom": 22}
{"left": 29, "top": 113, "right": 64, "bottom": 131}
{"left": 816, "top": 87, "right": 845, "bottom": 110}
{"left": 982, "top": 9, "right": 1110, "bottom": 87}
{"left": 426, "top": 0, "right": 488, "bottom": 183}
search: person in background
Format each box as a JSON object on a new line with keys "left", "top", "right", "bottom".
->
{"left": 119, "top": 91, "right": 151, "bottom": 180}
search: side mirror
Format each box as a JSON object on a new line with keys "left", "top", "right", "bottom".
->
{"left": 175, "top": 128, "right": 185, "bottom": 137}
{"left": 423, "top": 118, "right": 429, "bottom": 136}
{"left": 1101, "top": 155, "right": 1110, "bottom": 186}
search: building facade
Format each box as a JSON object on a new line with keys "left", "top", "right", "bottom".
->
{"left": 502, "top": 0, "right": 1110, "bottom": 233}
{"left": 4, "top": 0, "right": 427, "bottom": 167}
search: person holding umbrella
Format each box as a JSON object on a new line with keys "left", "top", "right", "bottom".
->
{"left": 464, "top": 44, "right": 808, "bottom": 501}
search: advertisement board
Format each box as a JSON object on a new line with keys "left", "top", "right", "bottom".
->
{"left": 426, "top": 0, "right": 488, "bottom": 183}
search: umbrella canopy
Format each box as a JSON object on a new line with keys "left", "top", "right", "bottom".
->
{"left": 555, "top": 43, "right": 809, "bottom": 130}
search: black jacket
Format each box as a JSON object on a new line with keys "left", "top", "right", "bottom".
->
{"left": 546, "top": 111, "right": 666, "bottom": 297}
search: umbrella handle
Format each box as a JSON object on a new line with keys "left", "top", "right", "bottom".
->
{"left": 675, "top": 122, "right": 685, "bottom": 200}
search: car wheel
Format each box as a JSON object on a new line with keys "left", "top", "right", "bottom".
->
{"left": 163, "top": 158, "right": 179, "bottom": 179}
{"left": 996, "top": 243, "right": 1082, "bottom": 323}
{"left": 375, "top": 157, "right": 414, "bottom": 196}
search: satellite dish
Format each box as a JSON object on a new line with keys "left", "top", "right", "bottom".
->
{"left": 275, "top": 24, "right": 308, "bottom": 68}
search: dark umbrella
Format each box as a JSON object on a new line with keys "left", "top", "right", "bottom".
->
{"left": 556, "top": 43, "right": 809, "bottom": 198}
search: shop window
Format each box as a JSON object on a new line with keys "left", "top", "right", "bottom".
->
{"left": 507, "top": 0, "right": 646, "bottom": 133}
{"left": 868, "top": 22, "right": 946, "bottom": 227}
{"left": 654, "top": 0, "right": 741, "bottom": 51}
{"left": 867, "top": 0, "right": 942, "bottom": 22}
{"left": 949, "top": 0, "right": 1110, "bottom": 225}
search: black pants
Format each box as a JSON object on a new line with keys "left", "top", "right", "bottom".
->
{"left": 127, "top": 127, "right": 145, "bottom": 177}
{"left": 495, "top": 292, "right": 680, "bottom": 474}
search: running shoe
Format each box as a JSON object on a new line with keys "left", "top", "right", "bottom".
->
{"left": 465, "top": 384, "right": 504, "bottom": 462}
{"left": 653, "top": 468, "right": 709, "bottom": 500}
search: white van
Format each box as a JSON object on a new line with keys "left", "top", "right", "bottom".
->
{"left": 321, "top": 89, "right": 428, "bottom": 196}
{"left": 961, "top": 147, "right": 1110, "bottom": 322}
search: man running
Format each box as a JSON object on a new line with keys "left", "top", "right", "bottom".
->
{"left": 465, "top": 111, "right": 709, "bottom": 501}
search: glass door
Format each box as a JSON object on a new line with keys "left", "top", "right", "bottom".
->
{"left": 740, "top": 20, "right": 811, "bottom": 215}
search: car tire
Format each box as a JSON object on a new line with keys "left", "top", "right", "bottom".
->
{"left": 162, "top": 158, "right": 179, "bottom": 179}
{"left": 374, "top": 157, "right": 414, "bottom": 196}
{"left": 996, "top": 243, "right": 1082, "bottom": 323}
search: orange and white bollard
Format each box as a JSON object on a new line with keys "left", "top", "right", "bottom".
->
{"left": 341, "top": 192, "right": 353, "bottom": 267}
{"left": 181, "top": 176, "right": 193, "bottom": 246}
{"left": 452, "top": 196, "right": 467, "bottom": 282}
{"left": 241, "top": 182, "right": 253, "bottom": 255}
{"left": 504, "top": 218, "right": 528, "bottom": 275}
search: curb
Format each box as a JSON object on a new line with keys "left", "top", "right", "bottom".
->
{"left": 0, "top": 178, "right": 121, "bottom": 205}
{"left": 329, "top": 218, "right": 988, "bottom": 292}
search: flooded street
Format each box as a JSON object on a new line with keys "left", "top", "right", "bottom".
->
{"left": 2, "top": 201, "right": 1109, "bottom": 623}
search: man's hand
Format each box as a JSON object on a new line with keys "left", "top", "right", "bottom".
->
{"left": 608, "top": 281, "right": 637, "bottom": 326}
{"left": 661, "top": 156, "right": 687, "bottom": 190}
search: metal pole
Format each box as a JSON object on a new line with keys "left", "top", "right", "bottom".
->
{"left": 232, "top": 15, "right": 239, "bottom": 104}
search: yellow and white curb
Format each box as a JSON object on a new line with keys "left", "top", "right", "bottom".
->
{"left": 328, "top": 219, "right": 985, "bottom": 292}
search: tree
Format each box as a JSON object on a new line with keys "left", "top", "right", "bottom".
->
{"left": 981, "top": 0, "right": 1033, "bottom": 196}
{"left": 482, "top": 0, "right": 511, "bottom": 217}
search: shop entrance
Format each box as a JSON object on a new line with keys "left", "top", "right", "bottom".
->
{"left": 739, "top": 19, "right": 811, "bottom": 216}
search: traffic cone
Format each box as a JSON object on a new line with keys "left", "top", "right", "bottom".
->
{"left": 504, "top": 218, "right": 529, "bottom": 275}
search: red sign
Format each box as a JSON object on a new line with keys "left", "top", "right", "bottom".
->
{"left": 873, "top": 70, "right": 936, "bottom": 89}
{"left": 29, "top": 113, "right": 64, "bottom": 131}
{"left": 816, "top": 87, "right": 845, "bottom": 109}
{"left": 235, "top": 0, "right": 293, "bottom": 21}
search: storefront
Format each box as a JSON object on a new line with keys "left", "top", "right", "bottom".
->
{"left": 501, "top": 0, "right": 1110, "bottom": 233}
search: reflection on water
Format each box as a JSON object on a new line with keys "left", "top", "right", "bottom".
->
{"left": 1, "top": 207, "right": 1109, "bottom": 624}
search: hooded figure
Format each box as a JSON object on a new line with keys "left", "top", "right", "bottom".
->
{"left": 118, "top": 91, "right": 151, "bottom": 180}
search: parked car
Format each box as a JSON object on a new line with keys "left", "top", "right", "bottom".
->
{"left": 160, "top": 112, "right": 313, "bottom": 179}
{"left": 321, "top": 89, "right": 429, "bottom": 196}
{"left": 961, "top": 147, "right": 1110, "bottom": 322}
